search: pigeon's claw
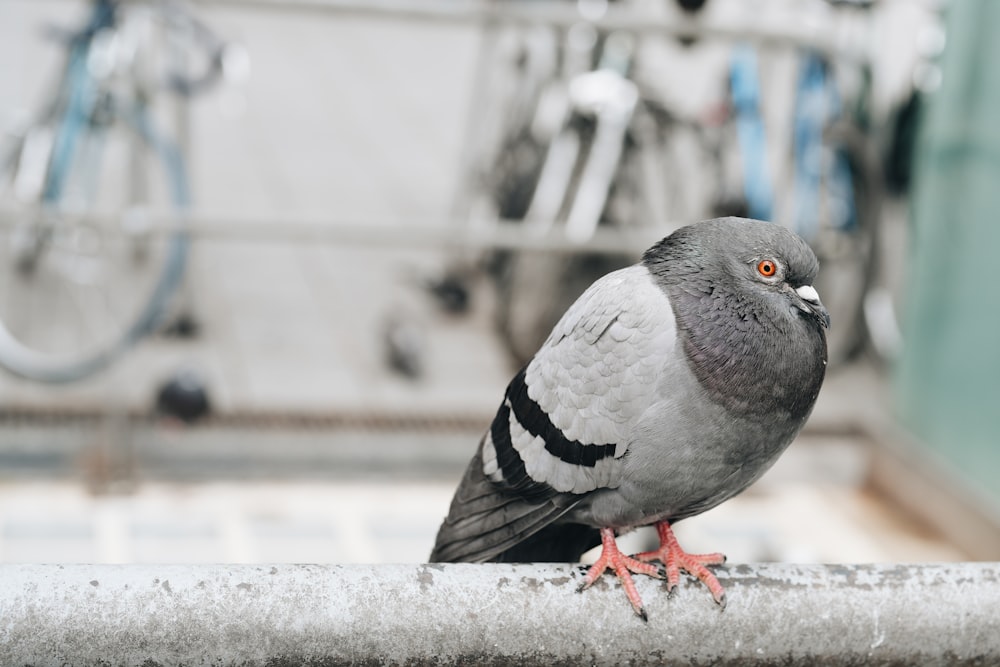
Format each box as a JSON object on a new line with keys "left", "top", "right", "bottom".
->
{"left": 578, "top": 527, "right": 662, "bottom": 621}
{"left": 636, "top": 521, "right": 727, "bottom": 608}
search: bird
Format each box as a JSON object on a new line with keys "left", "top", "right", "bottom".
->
{"left": 430, "top": 217, "right": 830, "bottom": 620}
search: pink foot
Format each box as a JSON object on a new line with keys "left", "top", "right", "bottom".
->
{"left": 636, "top": 521, "right": 727, "bottom": 608}
{"left": 578, "top": 527, "right": 662, "bottom": 621}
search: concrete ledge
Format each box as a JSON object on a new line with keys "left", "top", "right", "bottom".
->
{"left": 2, "top": 563, "right": 998, "bottom": 666}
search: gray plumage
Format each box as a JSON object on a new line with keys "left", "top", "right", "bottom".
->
{"left": 430, "top": 217, "right": 829, "bottom": 564}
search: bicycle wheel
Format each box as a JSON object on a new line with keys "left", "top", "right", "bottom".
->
{"left": 0, "top": 105, "right": 189, "bottom": 383}
{"left": 487, "top": 128, "right": 557, "bottom": 367}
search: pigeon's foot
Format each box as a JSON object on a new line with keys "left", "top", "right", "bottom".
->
{"left": 636, "top": 521, "right": 727, "bottom": 608}
{"left": 577, "top": 526, "right": 662, "bottom": 621}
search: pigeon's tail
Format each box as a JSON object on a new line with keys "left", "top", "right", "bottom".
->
{"left": 429, "top": 442, "right": 597, "bottom": 563}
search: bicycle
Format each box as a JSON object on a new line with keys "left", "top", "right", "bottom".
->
{"left": 451, "top": 0, "right": 887, "bottom": 369}
{"left": 0, "top": 0, "right": 239, "bottom": 383}
{"left": 451, "top": 0, "right": 724, "bottom": 367}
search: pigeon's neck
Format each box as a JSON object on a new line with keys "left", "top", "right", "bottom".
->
{"left": 644, "top": 265, "right": 827, "bottom": 424}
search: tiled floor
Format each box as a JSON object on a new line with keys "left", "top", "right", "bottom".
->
{"left": 0, "top": 481, "right": 451, "bottom": 564}
{"left": 0, "top": 475, "right": 964, "bottom": 565}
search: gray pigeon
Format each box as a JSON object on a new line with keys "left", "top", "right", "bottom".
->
{"left": 430, "top": 217, "right": 829, "bottom": 620}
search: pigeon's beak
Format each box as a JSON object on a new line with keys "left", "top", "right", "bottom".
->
{"left": 794, "top": 285, "right": 831, "bottom": 329}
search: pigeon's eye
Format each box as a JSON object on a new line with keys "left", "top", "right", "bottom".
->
{"left": 757, "top": 260, "right": 778, "bottom": 278}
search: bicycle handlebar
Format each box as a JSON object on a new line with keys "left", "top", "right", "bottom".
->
{"left": 42, "top": 0, "right": 243, "bottom": 99}
{"left": 160, "top": 0, "right": 240, "bottom": 97}
{"left": 164, "top": 43, "right": 227, "bottom": 98}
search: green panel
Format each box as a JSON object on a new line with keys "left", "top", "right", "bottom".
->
{"left": 896, "top": 0, "right": 1000, "bottom": 505}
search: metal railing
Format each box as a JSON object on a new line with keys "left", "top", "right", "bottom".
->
{"left": 2, "top": 562, "right": 998, "bottom": 665}
{"left": 0, "top": 206, "right": 671, "bottom": 254}
{"left": 187, "top": 0, "right": 873, "bottom": 64}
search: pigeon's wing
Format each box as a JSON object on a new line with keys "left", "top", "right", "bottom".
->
{"left": 430, "top": 265, "right": 678, "bottom": 563}
{"left": 429, "top": 444, "right": 586, "bottom": 562}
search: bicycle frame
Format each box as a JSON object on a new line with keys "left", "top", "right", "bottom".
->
{"left": 728, "top": 44, "right": 773, "bottom": 222}
{"left": 522, "top": 18, "right": 641, "bottom": 244}
{"left": 44, "top": 2, "right": 118, "bottom": 205}
{"left": 791, "top": 51, "right": 858, "bottom": 242}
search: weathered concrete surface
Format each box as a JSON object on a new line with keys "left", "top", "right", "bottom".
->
{"left": 0, "top": 563, "right": 997, "bottom": 666}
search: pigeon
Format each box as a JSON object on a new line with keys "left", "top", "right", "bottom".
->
{"left": 430, "top": 217, "right": 829, "bottom": 620}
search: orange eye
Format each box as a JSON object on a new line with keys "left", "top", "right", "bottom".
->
{"left": 757, "top": 260, "right": 777, "bottom": 277}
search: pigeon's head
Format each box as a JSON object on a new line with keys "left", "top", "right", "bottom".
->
{"left": 643, "top": 217, "right": 829, "bottom": 419}
{"left": 644, "top": 217, "right": 830, "bottom": 332}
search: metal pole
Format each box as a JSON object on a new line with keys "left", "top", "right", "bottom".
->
{"left": 1, "top": 563, "right": 998, "bottom": 665}
{"left": 0, "top": 207, "right": 673, "bottom": 254}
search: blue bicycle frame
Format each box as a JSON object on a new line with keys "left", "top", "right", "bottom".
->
{"left": 729, "top": 44, "right": 773, "bottom": 222}
{"left": 728, "top": 44, "right": 858, "bottom": 243}
{"left": 791, "top": 52, "right": 857, "bottom": 241}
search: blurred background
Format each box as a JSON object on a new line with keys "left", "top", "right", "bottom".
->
{"left": 0, "top": 0, "right": 996, "bottom": 566}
